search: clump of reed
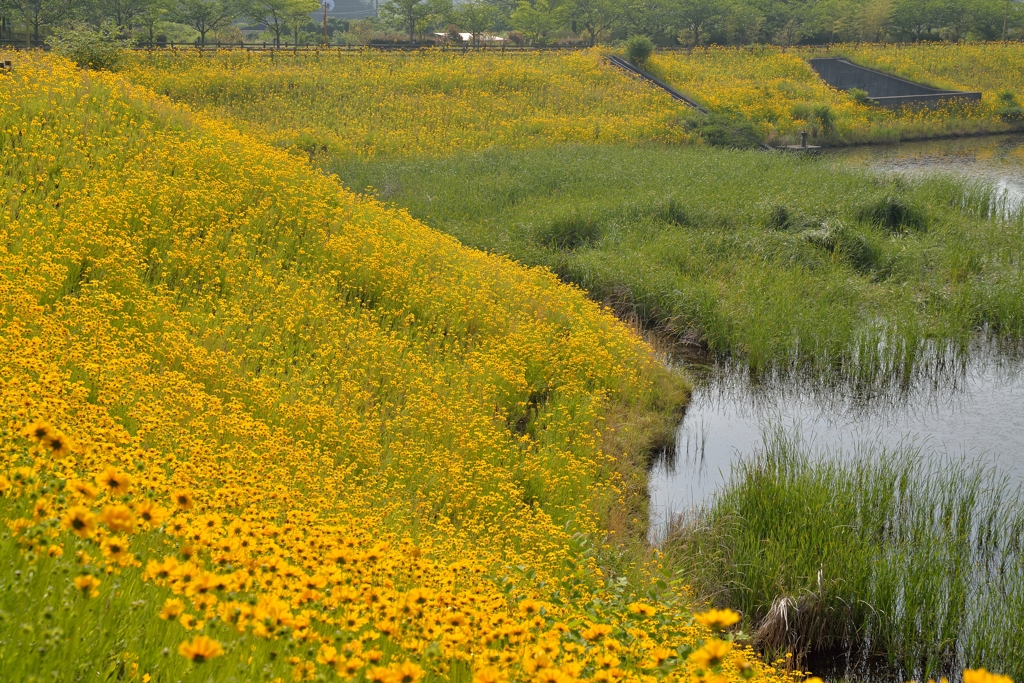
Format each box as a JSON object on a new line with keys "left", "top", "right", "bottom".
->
{"left": 664, "top": 432, "right": 1024, "bottom": 681}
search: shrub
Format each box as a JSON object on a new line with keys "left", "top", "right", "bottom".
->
{"left": 812, "top": 105, "right": 835, "bottom": 137}
{"left": 803, "top": 220, "right": 877, "bottom": 272}
{"left": 996, "top": 91, "right": 1024, "bottom": 122}
{"left": 624, "top": 36, "right": 654, "bottom": 66}
{"left": 536, "top": 211, "right": 603, "bottom": 249}
{"left": 46, "top": 22, "right": 128, "bottom": 71}
{"left": 790, "top": 103, "right": 812, "bottom": 121}
{"left": 660, "top": 197, "right": 691, "bottom": 226}
{"left": 848, "top": 88, "right": 870, "bottom": 104}
{"left": 685, "top": 112, "right": 763, "bottom": 149}
{"left": 767, "top": 204, "right": 793, "bottom": 231}
{"left": 856, "top": 195, "right": 927, "bottom": 233}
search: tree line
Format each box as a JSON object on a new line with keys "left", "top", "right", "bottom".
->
{"left": 1, "top": 0, "right": 1022, "bottom": 48}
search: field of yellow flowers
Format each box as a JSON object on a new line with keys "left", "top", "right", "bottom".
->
{"left": 649, "top": 43, "right": 1024, "bottom": 146}
{"left": 0, "top": 52, "right": 827, "bottom": 683}
{"left": 122, "top": 49, "right": 692, "bottom": 160}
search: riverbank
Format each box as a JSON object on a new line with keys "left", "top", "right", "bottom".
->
{"left": 662, "top": 432, "right": 1024, "bottom": 681}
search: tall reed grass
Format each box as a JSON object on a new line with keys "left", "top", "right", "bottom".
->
{"left": 664, "top": 432, "right": 1024, "bottom": 680}
{"left": 328, "top": 144, "right": 1024, "bottom": 385}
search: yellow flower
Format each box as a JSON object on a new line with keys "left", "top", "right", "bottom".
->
{"left": 100, "top": 535, "right": 132, "bottom": 564}
{"left": 95, "top": 466, "right": 132, "bottom": 495}
{"left": 134, "top": 500, "right": 170, "bottom": 526}
{"left": 159, "top": 598, "right": 186, "bottom": 620}
{"left": 100, "top": 504, "right": 137, "bottom": 533}
{"left": 693, "top": 608, "right": 741, "bottom": 629}
{"left": 472, "top": 666, "right": 508, "bottom": 683}
{"left": 74, "top": 574, "right": 101, "bottom": 597}
{"left": 178, "top": 636, "right": 224, "bottom": 663}
{"left": 688, "top": 639, "right": 733, "bottom": 669}
{"left": 964, "top": 670, "right": 1014, "bottom": 683}
{"left": 43, "top": 431, "right": 73, "bottom": 458}
{"left": 61, "top": 505, "right": 97, "bottom": 538}
{"left": 387, "top": 661, "right": 425, "bottom": 683}
{"left": 22, "top": 420, "right": 54, "bottom": 443}
{"left": 627, "top": 601, "right": 657, "bottom": 617}
{"left": 171, "top": 489, "right": 194, "bottom": 510}
{"left": 67, "top": 479, "right": 100, "bottom": 499}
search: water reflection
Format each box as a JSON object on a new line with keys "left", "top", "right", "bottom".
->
{"left": 831, "top": 133, "right": 1024, "bottom": 212}
{"left": 649, "top": 339, "right": 1024, "bottom": 543}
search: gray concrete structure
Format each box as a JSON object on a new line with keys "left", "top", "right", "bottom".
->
{"left": 808, "top": 57, "right": 981, "bottom": 109}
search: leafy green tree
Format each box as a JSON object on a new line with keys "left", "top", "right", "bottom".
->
{"left": 89, "top": 0, "right": 150, "bottom": 29}
{"left": 136, "top": 0, "right": 171, "bottom": 44}
{"left": 172, "top": 0, "right": 239, "bottom": 43}
{"left": 886, "top": 0, "right": 946, "bottom": 39}
{"left": 5, "top": 0, "right": 74, "bottom": 43}
{"left": 245, "top": 0, "right": 318, "bottom": 44}
{"left": 510, "top": 0, "right": 562, "bottom": 43}
{"left": 457, "top": 0, "right": 497, "bottom": 43}
{"left": 618, "top": 0, "right": 674, "bottom": 41}
{"left": 425, "top": 0, "right": 454, "bottom": 34}
{"left": 722, "top": 1, "right": 765, "bottom": 42}
{"left": 380, "top": 0, "right": 428, "bottom": 42}
{"left": 674, "top": 0, "right": 725, "bottom": 45}
{"left": 283, "top": 0, "right": 315, "bottom": 43}
{"left": 565, "top": 0, "right": 616, "bottom": 44}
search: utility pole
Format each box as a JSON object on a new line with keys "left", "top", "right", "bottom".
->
{"left": 323, "top": 0, "right": 328, "bottom": 45}
{"left": 1004, "top": 0, "right": 1010, "bottom": 41}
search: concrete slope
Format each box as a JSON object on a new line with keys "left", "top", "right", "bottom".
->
{"left": 809, "top": 57, "right": 981, "bottom": 108}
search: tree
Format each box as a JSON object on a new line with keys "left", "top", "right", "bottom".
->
{"left": 674, "top": 0, "right": 725, "bottom": 45}
{"left": 856, "top": 0, "right": 892, "bottom": 40}
{"left": 245, "top": 0, "right": 318, "bottom": 45}
{"left": 173, "top": 0, "right": 239, "bottom": 44}
{"left": 565, "top": 0, "right": 616, "bottom": 44}
{"left": 457, "top": 0, "right": 496, "bottom": 43}
{"left": 618, "top": 0, "right": 674, "bottom": 41}
{"left": 5, "top": 0, "right": 74, "bottom": 44}
{"left": 283, "top": 0, "right": 314, "bottom": 43}
{"left": 89, "top": 0, "right": 150, "bottom": 30}
{"left": 510, "top": 0, "right": 561, "bottom": 43}
{"left": 136, "top": 0, "right": 171, "bottom": 44}
{"left": 380, "top": 0, "right": 428, "bottom": 42}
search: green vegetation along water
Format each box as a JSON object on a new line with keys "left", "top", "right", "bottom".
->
{"left": 663, "top": 433, "right": 1024, "bottom": 683}
{"left": 326, "top": 142, "right": 1024, "bottom": 382}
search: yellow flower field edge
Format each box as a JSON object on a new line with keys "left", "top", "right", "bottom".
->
{"left": 647, "top": 44, "right": 1024, "bottom": 147}
{"left": 121, "top": 48, "right": 694, "bottom": 160}
{"left": 0, "top": 53, "right": 809, "bottom": 683}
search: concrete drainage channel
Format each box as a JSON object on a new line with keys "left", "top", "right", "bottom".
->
{"left": 808, "top": 57, "right": 981, "bottom": 108}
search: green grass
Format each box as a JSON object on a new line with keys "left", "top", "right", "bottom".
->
{"left": 0, "top": 528, "right": 299, "bottom": 682}
{"left": 324, "top": 143, "right": 1024, "bottom": 382}
{"left": 661, "top": 431, "right": 1024, "bottom": 680}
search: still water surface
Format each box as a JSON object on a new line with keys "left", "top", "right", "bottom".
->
{"left": 649, "top": 135, "right": 1024, "bottom": 542}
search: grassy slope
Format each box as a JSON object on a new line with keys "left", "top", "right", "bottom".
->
{"left": 0, "top": 55, "right": 749, "bottom": 682}
{"left": 325, "top": 143, "right": 1024, "bottom": 380}
{"left": 122, "top": 49, "right": 695, "bottom": 159}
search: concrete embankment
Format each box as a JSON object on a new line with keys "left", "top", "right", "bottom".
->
{"left": 809, "top": 57, "right": 981, "bottom": 108}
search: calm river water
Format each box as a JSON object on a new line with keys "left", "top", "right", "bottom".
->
{"left": 649, "top": 134, "right": 1024, "bottom": 542}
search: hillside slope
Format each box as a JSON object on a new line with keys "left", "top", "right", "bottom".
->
{"left": 0, "top": 55, "right": 801, "bottom": 683}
